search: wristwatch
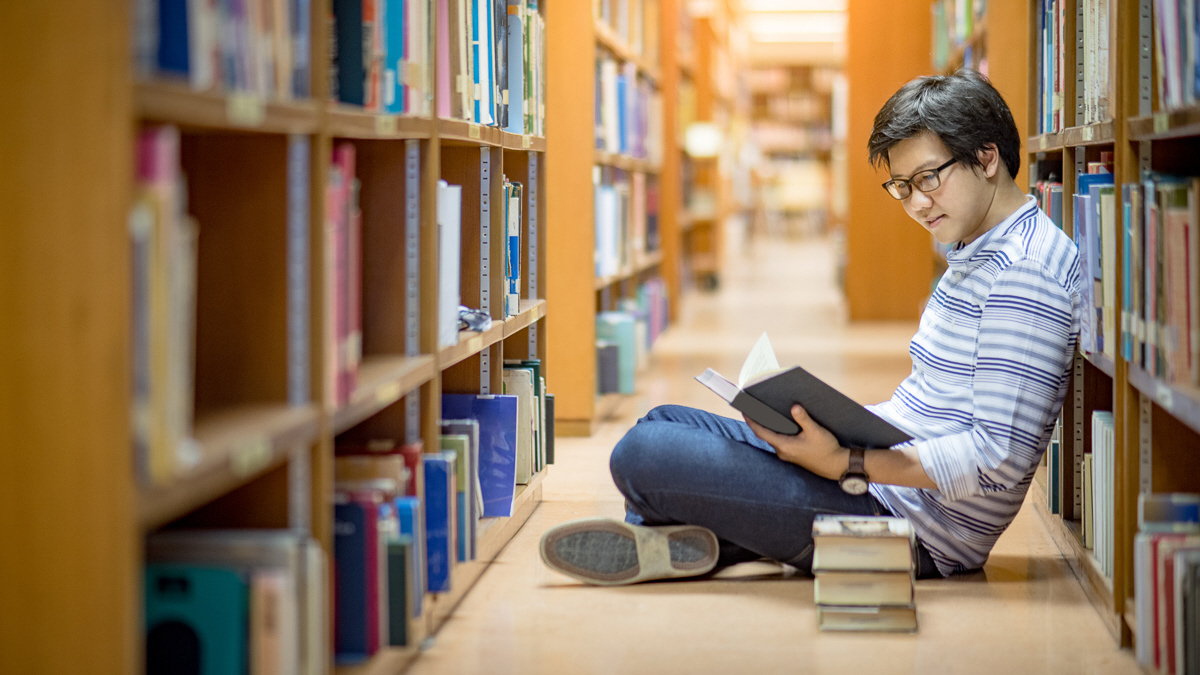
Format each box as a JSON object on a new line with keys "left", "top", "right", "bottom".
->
{"left": 839, "top": 448, "right": 870, "bottom": 495}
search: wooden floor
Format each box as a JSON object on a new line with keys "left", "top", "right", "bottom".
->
{"left": 407, "top": 234, "right": 1142, "bottom": 675}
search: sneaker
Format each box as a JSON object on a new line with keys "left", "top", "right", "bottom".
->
{"left": 539, "top": 518, "right": 719, "bottom": 586}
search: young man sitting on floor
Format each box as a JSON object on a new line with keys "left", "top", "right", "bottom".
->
{"left": 539, "top": 69, "right": 1082, "bottom": 585}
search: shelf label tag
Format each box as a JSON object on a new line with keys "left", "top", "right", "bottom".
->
{"left": 376, "top": 115, "right": 398, "bottom": 136}
{"left": 469, "top": 336, "right": 483, "bottom": 352}
{"left": 231, "top": 436, "right": 272, "bottom": 477}
{"left": 523, "top": 135, "right": 532, "bottom": 149}
{"left": 1082, "top": 126, "right": 1095, "bottom": 142}
{"left": 227, "top": 93, "right": 265, "bottom": 127}
{"left": 377, "top": 381, "right": 402, "bottom": 405}
{"left": 469, "top": 123, "right": 481, "bottom": 139}
{"left": 1156, "top": 382, "right": 1174, "bottom": 409}
{"left": 1155, "top": 113, "right": 1169, "bottom": 134}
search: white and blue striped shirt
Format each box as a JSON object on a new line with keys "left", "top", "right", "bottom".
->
{"left": 868, "top": 196, "right": 1081, "bottom": 577}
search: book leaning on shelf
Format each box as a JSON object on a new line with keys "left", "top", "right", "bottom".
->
{"left": 1134, "top": 492, "right": 1200, "bottom": 674}
{"left": 145, "top": 529, "right": 327, "bottom": 675}
{"left": 812, "top": 514, "right": 917, "bottom": 633}
{"left": 695, "top": 333, "right": 912, "bottom": 448}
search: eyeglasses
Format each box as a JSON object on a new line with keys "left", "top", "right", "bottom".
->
{"left": 881, "top": 158, "right": 958, "bottom": 200}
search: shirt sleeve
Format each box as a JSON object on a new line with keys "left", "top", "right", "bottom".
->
{"left": 916, "top": 259, "right": 1079, "bottom": 501}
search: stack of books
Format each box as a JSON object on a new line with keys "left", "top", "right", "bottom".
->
{"left": 812, "top": 514, "right": 918, "bottom": 633}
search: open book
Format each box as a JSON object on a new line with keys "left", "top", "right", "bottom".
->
{"left": 695, "top": 333, "right": 912, "bottom": 449}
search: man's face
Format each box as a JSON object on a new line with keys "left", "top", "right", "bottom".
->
{"left": 886, "top": 132, "right": 997, "bottom": 246}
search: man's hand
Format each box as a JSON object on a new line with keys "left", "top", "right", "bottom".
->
{"left": 744, "top": 405, "right": 848, "bottom": 480}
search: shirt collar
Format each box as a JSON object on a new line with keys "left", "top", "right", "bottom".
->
{"left": 945, "top": 195, "right": 1038, "bottom": 271}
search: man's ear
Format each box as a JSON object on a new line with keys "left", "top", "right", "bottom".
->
{"left": 977, "top": 144, "right": 1001, "bottom": 178}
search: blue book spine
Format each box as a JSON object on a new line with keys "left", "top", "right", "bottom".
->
{"left": 333, "top": 0, "right": 366, "bottom": 105}
{"left": 156, "top": 0, "right": 190, "bottom": 76}
{"left": 334, "top": 502, "right": 370, "bottom": 661}
{"left": 442, "top": 394, "right": 518, "bottom": 517}
{"left": 616, "top": 74, "right": 627, "bottom": 155}
{"left": 394, "top": 497, "right": 425, "bottom": 616}
{"left": 384, "top": 0, "right": 406, "bottom": 113}
{"left": 423, "top": 453, "right": 456, "bottom": 593}
{"left": 505, "top": 1, "right": 525, "bottom": 134}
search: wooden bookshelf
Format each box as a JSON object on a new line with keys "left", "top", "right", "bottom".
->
{"left": 334, "top": 467, "right": 546, "bottom": 675}
{"left": 547, "top": 0, "right": 677, "bottom": 435}
{"left": 1, "top": 2, "right": 551, "bottom": 673}
{"left": 1023, "top": 0, "right": 1200, "bottom": 654}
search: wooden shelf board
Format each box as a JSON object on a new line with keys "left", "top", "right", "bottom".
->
{"left": 500, "top": 131, "right": 548, "bottom": 152}
{"left": 1128, "top": 364, "right": 1200, "bottom": 436}
{"left": 329, "top": 109, "right": 435, "bottom": 139}
{"left": 1028, "top": 476, "right": 1120, "bottom": 640}
{"left": 1028, "top": 133, "right": 1065, "bottom": 153}
{"left": 594, "top": 20, "right": 660, "bottom": 85}
{"left": 333, "top": 355, "right": 438, "bottom": 435}
{"left": 438, "top": 322, "right": 505, "bottom": 369}
{"left": 438, "top": 119, "right": 502, "bottom": 147}
{"left": 594, "top": 250, "right": 664, "bottom": 290}
{"left": 335, "top": 468, "right": 546, "bottom": 675}
{"left": 502, "top": 298, "right": 547, "bottom": 338}
{"left": 138, "top": 403, "right": 320, "bottom": 531}
{"left": 135, "top": 81, "right": 319, "bottom": 134}
{"left": 1086, "top": 351, "right": 1117, "bottom": 379}
{"left": 1060, "top": 122, "right": 1115, "bottom": 147}
{"left": 1128, "top": 107, "right": 1200, "bottom": 141}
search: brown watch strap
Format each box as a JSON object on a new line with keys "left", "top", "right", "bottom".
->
{"left": 847, "top": 447, "right": 866, "bottom": 476}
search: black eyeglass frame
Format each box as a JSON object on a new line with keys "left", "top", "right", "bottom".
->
{"left": 881, "top": 157, "right": 958, "bottom": 200}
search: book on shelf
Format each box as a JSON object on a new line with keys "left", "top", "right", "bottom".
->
{"left": 145, "top": 563, "right": 249, "bottom": 674}
{"left": 695, "top": 333, "right": 912, "bottom": 448}
{"left": 1122, "top": 174, "right": 1200, "bottom": 386}
{"left": 438, "top": 180, "right": 464, "bottom": 348}
{"left": 135, "top": 0, "right": 311, "bottom": 98}
{"left": 1134, "top": 493, "right": 1200, "bottom": 670}
{"left": 440, "top": 432, "right": 479, "bottom": 561}
{"left": 503, "top": 179, "right": 523, "bottom": 318}
{"left": 145, "top": 528, "right": 325, "bottom": 675}
{"left": 442, "top": 394, "right": 520, "bottom": 517}
{"left": 333, "top": 489, "right": 385, "bottom": 662}
{"left": 394, "top": 496, "right": 427, "bottom": 616}
{"left": 597, "top": 312, "right": 637, "bottom": 395}
{"left": 385, "top": 534, "right": 416, "bottom": 646}
{"left": 132, "top": 125, "right": 200, "bottom": 486}
{"left": 336, "top": 439, "right": 424, "bottom": 496}
{"left": 423, "top": 451, "right": 458, "bottom": 593}
{"left": 811, "top": 514, "right": 917, "bottom": 573}
{"left": 501, "top": 367, "right": 536, "bottom": 484}
{"left": 326, "top": 143, "right": 363, "bottom": 407}
{"left": 505, "top": 359, "right": 548, "bottom": 471}
{"left": 441, "top": 418, "right": 484, "bottom": 559}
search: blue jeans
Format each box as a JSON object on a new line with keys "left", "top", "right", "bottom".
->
{"left": 610, "top": 405, "right": 941, "bottom": 578}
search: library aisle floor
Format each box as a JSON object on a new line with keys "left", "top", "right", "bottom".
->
{"left": 410, "top": 235, "right": 1142, "bottom": 675}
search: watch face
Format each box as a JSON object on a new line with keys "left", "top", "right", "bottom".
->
{"left": 840, "top": 475, "right": 869, "bottom": 495}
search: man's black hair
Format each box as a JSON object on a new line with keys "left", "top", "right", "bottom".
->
{"left": 868, "top": 69, "right": 1021, "bottom": 179}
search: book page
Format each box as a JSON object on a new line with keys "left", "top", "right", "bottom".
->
{"left": 738, "top": 332, "right": 782, "bottom": 388}
{"left": 695, "top": 368, "right": 739, "bottom": 403}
